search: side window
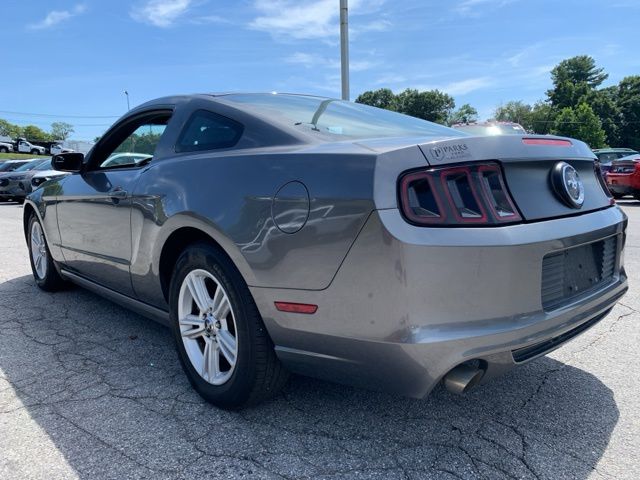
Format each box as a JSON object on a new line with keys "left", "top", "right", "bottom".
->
{"left": 100, "top": 123, "right": 167, "bottom": 169}
{"left": 176, "top": 110, "right": 243, "bottom": 153}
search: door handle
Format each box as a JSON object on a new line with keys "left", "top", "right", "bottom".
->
{"left": 108, "top": 188, "right": 128, "bottom": 199}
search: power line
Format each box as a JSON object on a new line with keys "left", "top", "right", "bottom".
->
{"left": 0, "top": 110, "right": 120, "bottom": 119}
{"left": 0, "top": 118, "right": 111, "bottom": 127}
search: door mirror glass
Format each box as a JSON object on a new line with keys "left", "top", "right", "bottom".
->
{"left": 52, "top": 152, "right": 84, "bottom": 172}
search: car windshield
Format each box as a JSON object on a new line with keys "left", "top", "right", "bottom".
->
{"left": 34, "top": 160, "right": 53, "bottom": 171}
{"left": 14, "top": 160, "right": 45, "bottom": 172}
{"left": 0, "top": 162, "right": 21, "bottom": 172}
{"left": 454, "top": 124, "right": 526, "bottom": 135}
{"left": 222, "top": 94, "right": 463, "bottom": 139}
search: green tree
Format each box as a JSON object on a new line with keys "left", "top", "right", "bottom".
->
{"left": 395, "top": 89, "right": 455, "bottom": 124}
{"left": 50, "top": 121, "right": 75, "bottom": 141}
{"left": 22, "top": 125, "right": 51, "bottom": 141}
{"left": 448, "top": 103, "right": 478, "bottom": 125}
{"left": 528, "top": 101, "right": 557, "bottom": 135}
{"left": 617, "top": 75, "right": 640, "bottom": 151}
{"left": 0, "top": 119, "right": 23, "bottom": 138}
{"left": 356, "top": 88, "right": 456, "bottom": 125}
{"left": 584, "top": 86, "right": 621, "bottom": 146}
{"left": 494, "top": 100, "right": 535, "bottom": 130}
{"left": 547, "top": 55, "right": 608, "bottom": 109}
{"left": 355, "top": 88, "right": 397, "bottom": 110}
{"left": 493, "top": 100, "right": 555, "bottom": 134}
{"left": 551, "top": 103, "right": 607, "bottom": 148}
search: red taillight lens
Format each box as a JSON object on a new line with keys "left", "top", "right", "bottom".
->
{"left": 399, "top": 162, "right": 522, "bottom": 226}
{"left": 594, "top": 161, "right": 613, "bottom": 201}
{"left": 522, "top": 138, "right": 572, "bottom": 147}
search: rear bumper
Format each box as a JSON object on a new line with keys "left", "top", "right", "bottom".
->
{"left": 607, "top": 183, "right": 635, "bottom": 195}
{"left": 251, "top": 206, "right": 628, "bottom": 398}
{"left": 606, "top": 174, "right": 638, "bottom": 195}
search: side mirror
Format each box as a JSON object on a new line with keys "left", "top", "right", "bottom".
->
{"left": 52, "top": 152, "right": 84, "bottom": 172}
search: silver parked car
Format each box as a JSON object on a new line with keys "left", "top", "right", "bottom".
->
{"left": 0, "top": 158, "right": 48, "bottom": 202}
{"left": 24, "top": 93, "right": 627, "bottom": 408}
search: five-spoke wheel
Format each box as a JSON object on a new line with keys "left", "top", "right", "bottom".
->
{"left": 27, "top": 214, "right": 66, "bottom": 291}
{"left": 30, "top": 220, "right": 48, "bottom": 280}
{"left": 178, "top": 269, "right": 238, "bottom": 385}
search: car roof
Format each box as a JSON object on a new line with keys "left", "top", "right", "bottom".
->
{"left": 132, "top": 92, "right": 334, "bottom": 110}
{"left": 614, "top": 153, "right": 640, "bottom": 162}
{"left": 593, "top": 148, "right": 638, "bottom": 153}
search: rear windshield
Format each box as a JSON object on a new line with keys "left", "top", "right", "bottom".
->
{"left": 454, "top": 124, "right": 526, "bottom": 135}
{"left": 221, "top": 94, "right": 462, "bottom": 140}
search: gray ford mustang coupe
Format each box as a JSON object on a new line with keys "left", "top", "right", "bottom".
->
{"left": 24, "top": 93, "right": 627, "bottom": 408}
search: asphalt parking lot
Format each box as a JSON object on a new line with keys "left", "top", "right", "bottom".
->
{"left": 1, "top": 202, "right": 638, "bottom": 480}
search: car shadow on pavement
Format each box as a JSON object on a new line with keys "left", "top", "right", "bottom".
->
{"left": 0, "top": 274, "right": 619, "bottom": 480}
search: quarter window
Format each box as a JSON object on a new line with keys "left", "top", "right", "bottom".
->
{"left": 176, "top": 110, "right": 243, "bottom": 152}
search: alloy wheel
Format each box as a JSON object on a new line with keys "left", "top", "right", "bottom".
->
{"left": 177, "top": 269, "right": 238, "bottom": 385}
{"left": 30, "top": 221, "right": 47, "bottom": 280}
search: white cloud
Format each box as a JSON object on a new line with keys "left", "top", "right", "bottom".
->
{"left": 131, "top": 0, "right": 192, "bottom": 27}
{"left": 191, "top": 15, "right": 232, "bottom": 25}
{"left": 412, "top": 77, "right": 492, "bottom": 96}
{"left": 441, "top": 77, "right": 492, "bottom": 95}
{"left": 28, "top": 4, "right": 86, "bottom": 30}
{"left": 249, "top": 0, "right": 388, "bottom": 40}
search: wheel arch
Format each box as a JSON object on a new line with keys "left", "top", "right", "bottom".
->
{"left": 22, "top": 200, "right": 41, "bottom": 241}
{"left": 155, "top": 217, "right": 256, "bottom": 304}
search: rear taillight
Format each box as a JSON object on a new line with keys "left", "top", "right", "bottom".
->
{"left": 399, "top": 162, "right": 522, "bottom": 226}
{"left": 594, "top": 161, "right": 613, "bottom": 201}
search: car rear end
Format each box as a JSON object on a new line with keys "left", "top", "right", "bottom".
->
{"left": 254, "top": 134, "right": 627, "bottom": 397}
{"left": 605, "top": 157, "right": 640, "bottom": 199}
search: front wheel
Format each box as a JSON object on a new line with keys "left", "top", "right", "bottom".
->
{"left": 27, "top": 215, "right": 66, "bottom": 291}
{"left": 0, "top": 147, "right": 7, "bottom": 153}
{"left": 169, "top": 243, "right": 288, "bottom": 409}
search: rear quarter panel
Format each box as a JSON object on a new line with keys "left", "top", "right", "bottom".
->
{"left": 130, "top": 148, "right": 377, "bottom": 309}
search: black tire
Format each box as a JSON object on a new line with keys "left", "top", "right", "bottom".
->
{"left": 169, "top": 242, "right": 288, "bottom": 409}
{"left": 27, "top": 214, "right": 66, "bottom": 291}
{"left": 0, "top": 147, "right": 7, "bottom": 153}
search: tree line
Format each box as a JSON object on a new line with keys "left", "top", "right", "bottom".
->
{"left": 0, "top": 120, "right": 75, "bottom": 142}
{"left": 356, "top": 55, "right": 640, "bottom": 150}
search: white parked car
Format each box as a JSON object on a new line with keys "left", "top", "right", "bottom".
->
{"left": 50, "top": 144, "right": 75, "bottom": 155}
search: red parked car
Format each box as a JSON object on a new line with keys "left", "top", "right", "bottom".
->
{"left": 605, "top": 154, "right": 640, "bottom": 199}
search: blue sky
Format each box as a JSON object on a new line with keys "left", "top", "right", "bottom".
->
{"left": 2, "top": 0, "right": 639, "bottom": 140}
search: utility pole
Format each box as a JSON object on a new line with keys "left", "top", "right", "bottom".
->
{"left": 339, "top": 0, "right": 349, "bottom": 101}
{"left": 124, "top": 90, "right": 130, "bottom": 111}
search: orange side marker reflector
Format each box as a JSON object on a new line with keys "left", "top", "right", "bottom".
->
{"left": 274, "top": 302, "right": 318, "bottom": 314}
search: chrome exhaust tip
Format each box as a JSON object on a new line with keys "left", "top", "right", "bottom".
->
{"left": 443, "top": 364, "right": 484, "bottom": 394}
